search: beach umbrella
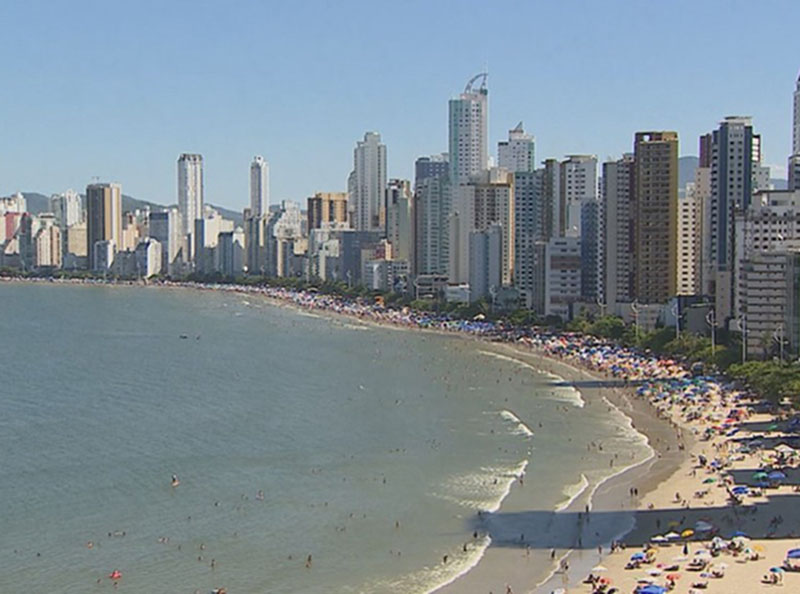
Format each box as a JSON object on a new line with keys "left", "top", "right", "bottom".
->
{"left": 631, "top": 552, "right": 647, "bottom": 561}
{"left": 664, "top": 531, "right": 681, "bottom": 540}
{"left": 592, "top": 565, "right": 608, "bottom": 572}
{"left": 730, "top": 530, "right": 749, "bottom": 538}
{"left": 771, "top": 567, "right": 785, "bottom": 573}
{"left": 650, "top": 535, "right": 668, "bottom": 543}
{"left": 638, "top": 586, "right": 667, "bottom": 594}
{"left": 681, "top": 529, "right": 694, "bottom": 538}
{"left": 753, "top": 471, "right": 769, "bottom": 480}
{"left": 702, "top": 477, "right": 716, "bottom": 484}
{"left": 768, "top": 470, "right": 787, "bottom": 480}
{"left": 786, "top": 548, "right": 800, "bottom": 559}
{"left": 731, "top": 486, "right": 749, "bottom": 495}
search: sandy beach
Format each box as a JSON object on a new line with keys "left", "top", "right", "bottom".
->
{"left": 7, "top": 277, "right": 800, "bottom": 594}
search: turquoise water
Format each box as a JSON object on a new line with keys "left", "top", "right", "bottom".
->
{"left": 0, "top": 283, "right": 649, "bottom": 593}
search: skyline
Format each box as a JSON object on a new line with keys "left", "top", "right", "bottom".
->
{"left": 1, "top": 0, "right": 799, "bottom": 210}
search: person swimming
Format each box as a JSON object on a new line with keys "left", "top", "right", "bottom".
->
{"left": 171, "top": 474, "right": 180, "bottom": 487}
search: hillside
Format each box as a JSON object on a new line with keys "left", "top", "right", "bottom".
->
{"left": 21, "top": 192, "right": 243, "bottom": 226}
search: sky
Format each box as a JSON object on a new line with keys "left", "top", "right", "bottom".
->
{"left": 1, "top": 0, "right": 799, "bottom": 211}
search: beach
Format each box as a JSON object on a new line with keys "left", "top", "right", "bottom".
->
{"left": 4, "top": 276, "right": 798, "bottom": 594}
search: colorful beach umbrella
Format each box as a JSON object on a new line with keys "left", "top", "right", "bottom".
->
{"left": 681, "top": 529, "right": 694, "bottom": 538}
{"left": 786, "top": 548, "right": 800, "bottom": 559}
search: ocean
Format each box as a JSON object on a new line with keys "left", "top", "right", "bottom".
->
{"left": 0, "top": 283, "right": 650, "bottom": 593}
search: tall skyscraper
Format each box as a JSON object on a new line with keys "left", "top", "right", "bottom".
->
{"left": 677, "top": 183, "right": 702, "bottom": 295}
{"left": 348, "top": 132, "right": 387, "bottom": 232}
{"left": 250, "top": 155, "right": 270, "bottom": 217}
{"left": 601, "top": 154, "right": 635, "bottom": 309}
{"left": 86, "top": 182, "right": 122, "bottom": 269}
{"left": 415, "top": 159, "right": 451, "bottom": 277}
{"left": 498, "top": 122, "right": 535, "bottom": 173}
{"left": 177, "top": 153, "right": 204, "bottom": 261}
{"left": 632, "top": 131, "right": 679, "bottom": 304}
{"left": 449, "top": 74, "right": 488, "bottom": 186}
{"left": 707, "top": 117, "right": 760, "bottom": 320}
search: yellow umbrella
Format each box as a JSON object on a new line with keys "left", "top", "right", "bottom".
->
{"left": 681, "top": 529, "right": 694, "bottom": 538}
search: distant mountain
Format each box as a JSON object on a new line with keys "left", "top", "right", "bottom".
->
{"left": 678, "top": 156, "right": 699, "bottom": 188}
{"left": 21, "top": 192, "right": 243, "bottom": 227}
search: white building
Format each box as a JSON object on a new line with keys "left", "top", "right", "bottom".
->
{"left": 177, "top": 153, "right": 204, "bottom": 261}
{"left": 250, "top": 155, "right": 270, "bottom": 217}
{"left": 677, "top": 182, "right": 702, "bottom": 295}
{"left": 134, "top": 238, "right": 162, "bottom": 278}
{"left": 449, "top": 74, "right": 488, "bottom": 186}
{"left": 93, "top": 239, "right": 116, "bottom": 272}
{"left": 543, "top": 236, "right": 582, "bottom": 320}
{"left": 498, "top": 122, "right": 534, "bottom": 173}
{"left": 50, "top": 189, "right": 82, "bottom": 229}
{"left": 561, "top": 155, "right": 597, "bottom": 237}
{"left": 148, "top": 209, "right": 182, "bottom": 275}
{"left": 739, "top": 251, "right": 792, "bottom": 357}
{"left": 348, "top": 132, "right": 386, "bottom": 231}
{"left": 0, "top": 192, "right": 27, "bottom": 215}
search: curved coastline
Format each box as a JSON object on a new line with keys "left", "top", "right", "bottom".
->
{"left": 0, "top": 276, "right": 690, "bottom": 594}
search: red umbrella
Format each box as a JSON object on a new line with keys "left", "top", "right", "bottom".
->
{"left": 666, "top": 573, "right": 681, "bottom": 580}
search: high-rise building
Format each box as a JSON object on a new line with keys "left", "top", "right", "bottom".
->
{"left": 452, "top": 168, "right": 514, "bottom": 286}
{"left": 33, "top": 214, "right": 61, "bottom": 269}
{"left": 790, "top": 74, "right": 800, "bottom": 191}
{"left": 86, "top": 182, "right": 122, "bottom": 269}
{"left": 632, "top": 131, "right": 679, "bottom": 304}
{"left": 468, "top": 224, "right": 502, "bottom": 302}
{"left": 250, "top": 155, "right": 270, "bottom": 217}
{"left": 560, "top": 155, "right": 597, "bottom": 237}
{"left": 601, "top": 154, "right": 635, "bottom": 310}
{"left": 513, "top": 170, "right": 547, "bottom": 308}
{"left": 50, "top": 190, "right": 82, "bottom": 229}
{"left": 148, "top": 209, "right": 181, "bottom": 275}
{"left": 580, "top": 199, "right": 602, "bottom": 301}
{"left": 307, "top": 192, "right": 348, "bottom": 230}
{"left": 539, "top": 159, "right": 563, "bottom": 238}
{"left": 177, "top": 153, "right": 204, "bottom": 261}
{"left": 449, "top": 74, "right": 488, "bottom": 186}
{"left": 414, "top": 155, "right": 450, "bottom": 277}
{"left": 348, "top": 132, "right": 386, "bottom": 231}
{"left": 385, "top": 179, "right": 413, "bottom": 264}
{"left": 498, "top": 122, "right": 535, "bottom": 173}
{"left": 706, "top": 117, "right": 760, "bottom": 320}
{"left": 677, "top": 182, "right": 702, "bottom": 295}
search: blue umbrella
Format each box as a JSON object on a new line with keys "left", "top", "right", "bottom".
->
{"left": 787, "top": 548, "right": 800, "bottom": 559}
{"left": 638, "top": 586, "right": 667, "bottom": 594}
{"left": 731, "top": 487, "right": 749, "bottom": 495}
{"left": 731, "top": 530, "right": 749, "bottom": 537}
{"left": 631, "top": 552, "right": 647, "bottom": 560}
{"left": 768, "top": 471, "right": 787, "bottom": 480}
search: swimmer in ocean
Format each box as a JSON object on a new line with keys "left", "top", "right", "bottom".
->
{"left": 171, "top": 474, "right": 180, "bottom": 487}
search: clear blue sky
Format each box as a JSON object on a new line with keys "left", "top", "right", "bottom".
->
{"left": 1, "top": 0, "right": 798, "bottom": 211}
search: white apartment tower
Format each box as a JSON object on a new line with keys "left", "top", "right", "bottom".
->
{"left": 250, "top": 155, "right": 270, "bottom": 217}
{"left": 348, "top": 132, "right": 387, "bottom": 232}
{"left": 177, "top": 153, "right": 204, "bottom": 261}
{"left": 449, "top": 74, "right": 488, "bottom": 186}
{"left": 498, "top": 122, "right": 535, "bottom": 173}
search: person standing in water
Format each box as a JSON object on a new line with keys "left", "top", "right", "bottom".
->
{"left": 171, "top": 474, "right": 180, "bottom": 487}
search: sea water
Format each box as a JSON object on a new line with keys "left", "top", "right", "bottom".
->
{"left": 0, "top": 283, "right": 650, "bottom": 593}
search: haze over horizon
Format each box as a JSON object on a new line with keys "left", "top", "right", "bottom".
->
{"left": 1, "top": 0, "right": 798, "bottom": 211}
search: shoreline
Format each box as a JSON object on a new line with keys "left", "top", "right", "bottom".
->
{"left": 0, "top": 276, "right": 699, "bottom": 593}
